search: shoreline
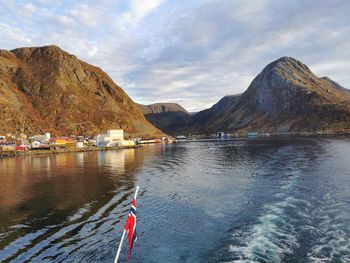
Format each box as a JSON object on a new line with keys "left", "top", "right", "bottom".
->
{"left": 2, "top": 132, "right": 350, "bottom": 158}
{"left": 0, "top": 145, "right": 142, "bottom": 159}
{"left": 177, "top": 132, "right": 350, "bottom": 142}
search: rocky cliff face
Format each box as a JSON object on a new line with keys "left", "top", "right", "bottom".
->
{"left": 190, "top": 95, "right": 241, "bottom": 132}
{"left": 0, "top": 45, "right": 163, "bottom": 138}
{"left": 190, "top": 57, "right": 350, "bottom": 133}
{"left": 137, "top": 103, "right": 192, "bottom": 135}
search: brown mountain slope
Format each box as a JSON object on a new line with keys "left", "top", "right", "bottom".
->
{"left": 0, "top": 45, "right": 163, "bottom": 138}
{"left": 190, "top": 57, "right": 350, "bottom": 133}
{"left": 137, "top": 103, "right": 191, "bottom": 135}
{"left": 190, "top": 95, "right": 241, "bottom": 132}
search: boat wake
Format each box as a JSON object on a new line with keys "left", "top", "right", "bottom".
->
{"left": 227, "top": 146, "right": 315, "bottom": 263}
{"left": 307, "top": 200, "right": 350, "bottom": 262}
{"left": 226, "top": 142, "right": 350, "bottom": 263}
{"left": 228, "top": 182, "right": 307, "bottom": 262}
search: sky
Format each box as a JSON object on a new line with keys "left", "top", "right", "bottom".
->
{"left": 1, "top": 0, "right": 350, "bottom": 112}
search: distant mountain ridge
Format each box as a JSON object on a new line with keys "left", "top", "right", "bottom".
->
{"left": 144, "top": 57, "right": 350, "bottom": 135}
{"left": 138, "top": 102, "right": 188, "bottom": 115}
{"left": 137, "top": 103, "right": 192, "bottom": 135}
{"left": 190, "top": 57, "right": 350, "bottom": 133}
{"left": 0, "top": 45, "right": 163, "bottom": 138}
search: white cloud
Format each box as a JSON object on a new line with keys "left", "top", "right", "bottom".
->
{"left": 0, "top": 0, "right": 349, "bottom": 111}
{"left": 70, "top": 4, "right": 98, "bottom": 27}
{"left": 23, "top": 3, "right": 37, "bottom": 13}
{"left": 56, "top": 15, "right": 76, "bottom": 27}
{"left": 121, "top": 0, "right": 165, "bottom": 25}
{"left": 0, "top": 23, "right": 32, "bottom": 47}
{"left": 87, "top": 45, "right": 99, "bottom": 57}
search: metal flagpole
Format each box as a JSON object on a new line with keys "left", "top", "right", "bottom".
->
{"left": 114, "top": 186, "right": 140, "bottom": 263}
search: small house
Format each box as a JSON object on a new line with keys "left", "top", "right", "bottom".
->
{"left": 16, "top": 145, "right": 29, "bottom": 152}
{"left": 50, "top": 137, "right": 75, "bottom": 146}
{"left": 0, "top": 136, "right": 6, "bottom": 145}
{"left": 76, "top": 141, "right": 84, "bottom": 148}
{"left": 216, "top": 132, "right": 231, "bottom": 140}
{"left": 31, "top": 133, "right": 51, "bottom": 143}
{"left": 1, "top": 144, "right": 16, "bottom": 152}
{"left": 31, "top": 140, "right": 50, "bottom": 150}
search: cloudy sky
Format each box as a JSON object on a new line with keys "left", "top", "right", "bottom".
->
{"left": 1, "top": 0, "right": 350, "bottom": 111}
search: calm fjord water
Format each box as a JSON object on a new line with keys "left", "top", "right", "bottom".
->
{"left": 0, "top": 138, "right": 350, "bottom": 263}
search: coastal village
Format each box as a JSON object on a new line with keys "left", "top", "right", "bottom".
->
{"left": 0, "top": 129, "right": 175, "bottom": 157}
{"left": 0, "top": 129, "right": 235, "bottom": 157}
{"left": 2, "top": 127, "right": 349, "bottom": 158}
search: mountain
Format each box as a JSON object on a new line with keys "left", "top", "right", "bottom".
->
{"left": 190, "top": 95, "right": 241, "bottom": 131}
{"left": 190, "top": 57, "right": 350, "bottom": 133}
{"left": 0, "top": 45, "right": 163, "bottom": 138}
{"left": 320, "top": 76, "right": 350, "bottom": 95}
{"left": 137, "top": 103, "right": 191, "bottom": 135}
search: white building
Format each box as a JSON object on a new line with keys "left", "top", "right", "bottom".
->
{"left": 0, "top": 135, "right": 6, "bottom": 145}
{"left": 76, "top": 141, "right": 84, "bottom": 148}
{"left": 31, "top": 140, "right": 43, "bottom": 148}
{"left": 106, "top": 130, "right": 124, "bottom": 139}
{"left": 96, "top": 129, "right": 128, "bottom": 147}
{"left": 31, "top": 133, "right": 51, "bottom": 143}
{"left": 216, "top": 132, "right": 231, "bottom": 140}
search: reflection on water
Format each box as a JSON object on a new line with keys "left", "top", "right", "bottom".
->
{"left": 97, "top": 149, "right": 136, "bottom": 174}
{"left": 0, "top": 149, "right": 136, "bottom": 222}
{"left": 0, "top": 148, "right": 151, "bottom": 262}
{"left": 1, "top": 139, "right": 350, "bottom": 262}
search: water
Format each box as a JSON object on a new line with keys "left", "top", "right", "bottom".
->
{"left": 0, "top": 138, "right": 350, "bottom": 262}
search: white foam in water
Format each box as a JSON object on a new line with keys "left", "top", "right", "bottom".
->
{"left": 307, "top": 202, "right": 350, "bottom": 262}
{"left": 228, "top": 153, "right": 309, "bottom": 263}
{"left": 229, "top": 197, "right": 302, "bottom": 262}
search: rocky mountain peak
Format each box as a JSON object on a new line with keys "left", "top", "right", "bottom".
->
{"left": 256, "top": 56, "right": 314, "bottom": 88}
{"left": 10, "top": 45, "right": 66, "bottom": 61}
{"left": 189, "top": 57, "right": 350, "bottom": 134}
{"left": 268, "top": 56, "right": 309, "bottom": 71}
{"left": 0, "top": 45, "right": 163, "bottom": 137}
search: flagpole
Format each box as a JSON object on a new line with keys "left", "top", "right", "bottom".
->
{"left": 114, "top": 230, "right": 126, "bottom": 263}
{"left": 114, "top": 186, "right": 140, "bottom": 263}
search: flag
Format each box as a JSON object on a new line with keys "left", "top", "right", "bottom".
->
{"left": 125, "top": 198, "right": 137, "bottom": 261}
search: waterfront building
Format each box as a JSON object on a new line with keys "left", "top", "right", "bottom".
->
{"left": 30, "top": 133, "right": 51, "bottom": 143}
{"left": 96, "top": 129, "right": 134, "bottom": 147}
{"left": 216, "top": 132, "right": 231, "bottom": 140}
{"left": 30, "top": 140, "right": 50, "bottom": 149}
{"left": 0, "top": 136, "right": 6, "bottom": 144}
{"left": 76, "top": 141, "right": 84, "bottom": 148}
{"left": 248, "top": 132, "right": 259, "bottom": 137}
{"left": 16, "top": 145, "right": 29, "bottom": 151}
{"left": 50, "top": 137, "right": 75, "bottom": 146}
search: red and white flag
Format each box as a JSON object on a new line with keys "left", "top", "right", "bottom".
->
{"left": 114, "top": 186, "right": 139, "bottom": 263}
{"left": 124, "top": 198, "right": 137, "bottom": 261}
